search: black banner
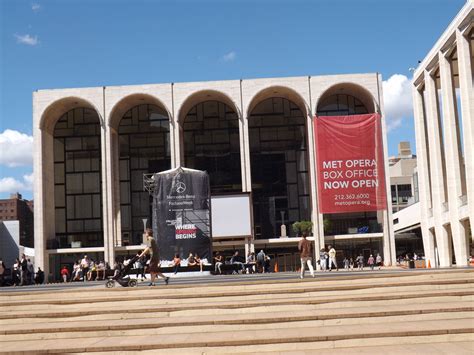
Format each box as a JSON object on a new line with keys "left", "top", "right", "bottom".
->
{"left": 151, "top": 167, "right": 212, "bottom": 263}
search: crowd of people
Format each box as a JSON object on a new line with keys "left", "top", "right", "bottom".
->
{"left": 0, "top": 237, "right": 391, "bottom": 287}
{"left": 0, "top": 254, "right": 44, "bottom": 286}
{"left": 316, "top": 246, "right": 384, "bottom": 272}
{"left": 211, "top": 249, "right": 272, "bottom": 275}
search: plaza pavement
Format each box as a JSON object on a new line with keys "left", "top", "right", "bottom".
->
{"left": 0, "top": 269, "right": 473, "bottom": 354}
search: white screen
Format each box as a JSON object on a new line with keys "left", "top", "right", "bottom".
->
{"left": 211, "top": 194, "right": 252, "bottom": 238}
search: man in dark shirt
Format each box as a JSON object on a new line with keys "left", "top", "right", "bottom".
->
{"left": 138, "top": 229, "right": 169, "bottom": 286}
{"left": 35, "top": 267, "right": 44, "bottom": 284}
{"left": 298, "top": 233, "right": 315, "bottom": 279}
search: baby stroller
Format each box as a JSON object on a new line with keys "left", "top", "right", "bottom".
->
{"left": 105, "top": 255, "right": 139, "bottom": 288}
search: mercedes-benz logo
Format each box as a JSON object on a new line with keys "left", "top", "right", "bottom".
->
{"left": 175, "top": 181, "right": 186, "bottom": 194}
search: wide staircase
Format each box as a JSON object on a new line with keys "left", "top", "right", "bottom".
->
{"left": 0, "top": 270, "right": 473, "bottom": 354}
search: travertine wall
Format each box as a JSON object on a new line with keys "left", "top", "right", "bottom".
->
{"left": 33, "top": 73, "right": 394, "bottom": 275}
{"left": 412, "top": 1, "right": 473, "bottom": 267}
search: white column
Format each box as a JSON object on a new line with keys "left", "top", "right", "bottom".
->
{"left": 169, "top": 119, "right": 177, "bottom": 169}
{"left": 378, "top": 74, "right": 396, "bottom": 265}
{"left": 33, "top": 128, "right": 52, "bottom": 277}
{"left": 239, "top": 115, "right": 249, "bottom": 192}
{"left": 306, "top": 113, "right": 321, "bottom": 267}
{"left": 412, "top": 86, "right": 436, "bottom": 265}
{"left": 242, "top": 115, "right": 252, "bottom": 193}
{"left": 439, "top": 51, "right": 468, "bottom": 266}
{"left": 424, "top": 70, "right": 450, "bottom": 267}
{"left": 456, "top": 29, "right": 474, "bottom": 228}
{"left": 100, "top": 126, "right": 110, "bottom": 262}
{"left": 240, "top": 84, "right": 255, "bottom": 254}
{"left": 102, "top": 126, "right": 116, "bottom": 265}
{"left": 172, "top": 85, "right": 182, "bottom": 168}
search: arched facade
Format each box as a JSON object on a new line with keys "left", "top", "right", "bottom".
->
{"left": 108, "top": 94, "right": 172, "bottom": 247}
{"left": 314, "top": 82, "right": 393, "bottom": 264}
{"left": 33, "top": 74, "right": 393, "bottom": 277}
{"left": 247, "top": 95, "right": 311, "bottom": 239}
{"left": 178, "top": 90, "right": 243, "bottom": 194}
{"left": 52, "top": 108, "right": 104, "bottom": 248}
{"left": 35, "top": 94, "right": 106, "bottom": 273}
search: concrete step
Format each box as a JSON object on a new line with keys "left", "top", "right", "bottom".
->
{"left": 1, "top": 270, "right": 472, "bottom": 353}
{"left": 1, "top": 269, "right": 472, "bottom": 304}
{"left": 2, "top": 299, "right": 472, "bottom": 336}
{"left": 1, "top": 288, "right": 473, "bottom": 320}
{"left": 2, "top": 277, "right": 472, "bottom": 309}
{"left": 79, "top": 333, "right": 474, "bottom": 354}
{"left": 2, "top": 312, "right": 472, "bottom": 343}
{"left": 1, "top": 318, "right": 472, "bottom": 353}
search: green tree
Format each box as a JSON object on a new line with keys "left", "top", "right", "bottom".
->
{"left": 292, "top": 220, "right": 313, "bottom": 236}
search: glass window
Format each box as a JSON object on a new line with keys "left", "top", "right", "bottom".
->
{"left": 317, "top": 94, "right": 368, "bottom": 116}
{"left": 249, "top": 97, "right": 310, "bottom": 239}
{"left": 182, "top": 101, "right": 242, "bottom": 194}
{"left": 118, "top": 104, "right": 171, "bottom": 245}
{"left": 53, "top": 108, "right": 103, "bottom": 248}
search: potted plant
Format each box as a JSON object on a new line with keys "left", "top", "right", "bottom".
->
{"left": 292, "top": 220, "right": 313, "bottom": 237}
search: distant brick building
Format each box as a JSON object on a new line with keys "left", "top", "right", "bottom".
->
{"left": 0, "top": 193, "right": 34, "bottom": 247}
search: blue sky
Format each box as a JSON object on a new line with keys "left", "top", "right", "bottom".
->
{"left": 0, "top": 0, "right": 467, "bottom": 199}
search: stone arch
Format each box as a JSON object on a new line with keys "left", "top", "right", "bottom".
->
{"left": 316, "top": 82, "right": 378, "bottom": 115}
{"left": 40, "top": 96, "right": 104, "bottom": 134}
{"left": 108, "top": 93, "right": 172, "bottom": 130}
{"left": 178, "top": 89, "right": 242, "bottom": 194}
{"left": 246, "top": 86, "right": 310, "bottom": 118}
{"left": 177, "top": 89, "right": 242, "bottom": 124}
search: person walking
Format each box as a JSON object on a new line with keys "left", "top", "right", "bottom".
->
{"left": 298, "top": 232, "right": 315, "bottom": 279}
{"left": 138, "top": 228, "right": 169, "bottom": 286}
{"left": 356, "top": 253, "right": 365, "bottom": 271}
{"left": 376, "top": 253, "right": 383, "bottom": 270}
{"left": 368, "top": 254, "right": 375, "bottom": 270}
{"left": 257, "top": 250, "right": 266, "bottom": 273}
{"left": 328, "top": 245, "right": 338, "bottom": 271}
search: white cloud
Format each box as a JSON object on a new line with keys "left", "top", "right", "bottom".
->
{"left": 14, "top": 33, "right": 39, "bottom": 46}
{"left": 0, "top": 130, "right": 33, "bottom": 167}
{"left": 0, "top": 174, "right": 34, "bottom": 194}
{"left": 222, "top": 51, "right": 236, "bottom": 62}
{"left": 383, "top": 74, "right": 413, "bottom": 132}
{"left": 32, "top": 3, "right": 41, "bottom": 12}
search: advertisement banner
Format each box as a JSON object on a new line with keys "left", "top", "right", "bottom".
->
{"left": 314, "top": 114, "right": 387, "bottom": 213}
{"left": 151, "top": 167, "right": 212, "bottom": 264}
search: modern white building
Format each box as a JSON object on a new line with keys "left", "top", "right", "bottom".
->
{"left": 412, "top": 0, "right": 473, "bottom": 267}
{"left": 33, "top": 73, "right": 395, "bottom": 276}
{"left": 389, "top": 142, "right": 417, "bottom": 213}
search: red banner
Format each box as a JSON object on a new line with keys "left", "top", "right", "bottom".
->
{"left": 314, "top": 114, "right": 387, "bottom": 213}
